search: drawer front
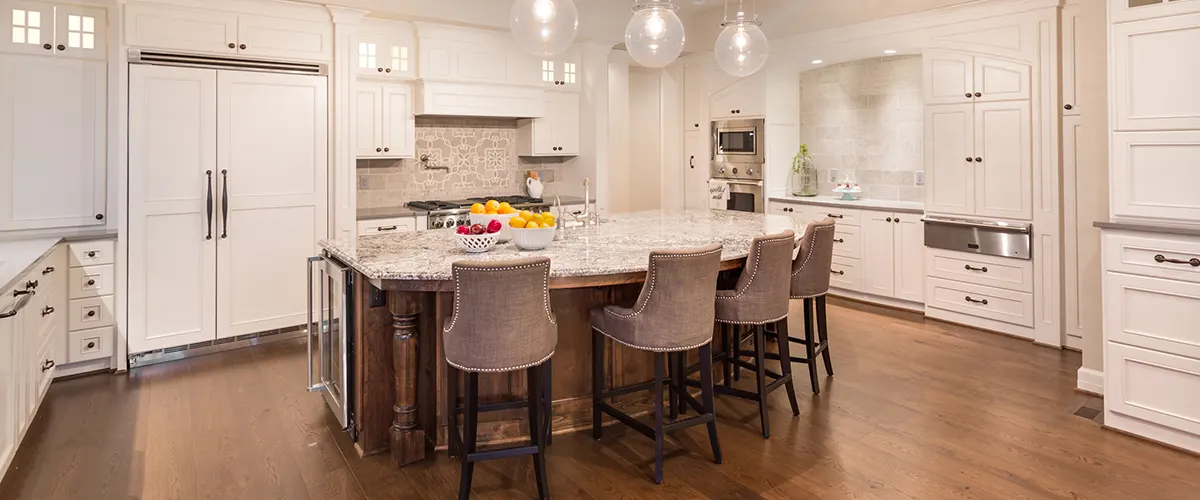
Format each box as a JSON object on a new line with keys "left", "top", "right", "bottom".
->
{"left": 925, "top": 276, "right": 1034, "bottom": 327}
{"left": 69, "top": 295, "right": 115, "bottom": 331}
{"left": 68, "top": 265, "right": 114, "bottom": 299}
{"left": 832, "top": 225, "right": 862, "bottom": 259}
{"left": 1105, "top": 272, "right": 1200, "bottom": 359}
{"left": 1104, "top": 232, "right": 1200, "bottom": 284}
{"left": 69, "top": 240, "right": 115, "bottom": 267}
{"left": 770, "top": 202, "right": 805, "bottom": 220}
{"left": 829, "top": 255, "right": 862, "bottom": 292}
{"left": 67, "top": 326, "right": 115, "bottom": 363}
{"left": 925, "top": 248, "right": 1034, "bottom": 293}
{"left": 1106, "top": 342, "right": 1200, "bottom": 437}
{"left": 813, "top": 208, "right": 861, "bottom": 227}
{"left": 357, "top": 217, "right": 417, "bottom": 234}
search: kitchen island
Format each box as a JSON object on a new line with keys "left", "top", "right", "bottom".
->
{"left": 319, "top": 210, "right": 804, "bottom": 467}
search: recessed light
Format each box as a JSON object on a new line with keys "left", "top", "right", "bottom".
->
{"left": 811, "top": 59, "right": 823, "bottom": 64}
{"left": 883, "top": 49, "right": 897, "bottom": 55}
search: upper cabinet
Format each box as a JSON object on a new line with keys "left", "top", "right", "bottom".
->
{"left": 355, "top": 82, "right": 414, "bottom": 159}
{"left": 517, "top": 91, "right": 579, "bottom": 157}
{"left": 1112, "top": 13, "right": 1200, "bottom": 131}
{"left": 414, "top": 22, "right": 541, "bottom": 86}
{"left": 356, "top": 19, "right": 414, "bottom": 79}
{"left": 1110, "top": 0, "right": 1200, "bottom": 23}
{"left": 710, "top": 72, "right": 764, "bottom": 119}
{"left": 124, "top": 2, "right": 332, "bottom": 62}
{"left": 924, "top": 101, "right": 1032, "bottom": 221}
{"left": 3, "top": 1, "right": 105, "bottom": 60}
{"left": 923, "top": 50, "right": 1030, "bottom": 105}
{"left": 1062, "top": 5, "right": 1081, "bottom": 115}
{"left": 537, "top": 49, "right": 580, "bottom": 89}
{"left": 684, "top": 64, "right": 708, "bottom": 131}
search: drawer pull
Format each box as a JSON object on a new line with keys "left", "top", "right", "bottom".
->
{"left": 965, "top": 296, "right": 989, "bottom": 305}
{"left": 42, "top": 266, "right": 54, "bottom": 275}
{"left": 42, "top": 306, "right": 54, "bottom": 317}
{"left": 87, "top": 341, "right": 96, "bottom": 349}
{"left": 87, "top": 279, "right": 96, "bottom": 287}
{"left": 964, "top": 265, "right": 988, "bottom": 273}
{"left": 87, "top": 310, "right": 97, "bottom": 317}
{"left": 87, "top": 251, "right": 96, "bottom": 258}
{"left": 42, "top": 359, "right": 55, "bottom": 372}
{"left": 1154, "top": 254, "right": 1200, "bottom": 267}
{"left": 833, "top": 238, "right": 844, "bottom": 243}
{"left": 378, "top": 225, "right": 398, "bottom": 231}
{"left": 827, "top": 213, "right": 844, "bottom": 219}
{"left": 831, "top": 270, "right": 844, "bottom": 275}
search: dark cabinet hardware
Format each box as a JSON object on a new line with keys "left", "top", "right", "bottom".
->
{"left": 974, "top": 92, "right": 982, "bottom": 97}
{"left": 42, "top": 359, "right": 55, "bottom": 372}
{"left": 376, "top": 147, "right": 382, "bottom": 152}
{"left": 384, "top": 147, "right": 390, "bottom": 152}
{"left": 966, "top": 157, "right": 974, "bottom": 162}
{"left": 95, "top": 213, "right": 104, "bottom": 220}
{"left": 694, "top": 123, "right": 699, "bottom": 128}
{"left": 13, "top": 289, "right": 32, "bottom": 297}
{"left": 964, "top": 264, "right": 988, "bottom": 272}
{"left": 87, "top": 279, "right": 96, "bottom": 286}
{"left": 1064, "top": 104, "right": 1073, "bottom": 110}
{"left": 26, "top": 280, "right": 37, "bottom": 290}
{"left": 689, "top": 155, "right": 695, "bottom": 169}
{"left": 965, "top": 93, "right": 972, "bottom": 98}
{"left": 43, "top": 43, "right": 51, "bottom": 50}
{"left": 965, "top": 296, "right": 988, "bottom": 305}
{"left": 239, "top": 44, "right": 247, "bottom": 50}
{"left": 377, "top": 67, "right": 384, "bottom": 72}
{"left": 377, "top": 225, "right": 398, "bottom": 231}
{"left": 57, "top": 44, "right": 64, "bottom": 51}
{"left": 87, "top": 310, "right": 96, "bottom": 317}
{"left": 221, "top": 169, "right": 229, "bottom": 239}
{"left": 831, "top": 270, "right": 844, "bottom": 275}
{"left": 886, "top": 217, "right": 893, "bottom": 222}
{"left": 42, "top": 266, "right": 54, "bottom": 275}
{"left": 228, "top": 43, "right": 236, "bottom": 49}
{"left": 42, "top": 306, "right": 54, "bottom": 317}
{"left": 833, "top": 238, "right": 844, "bottom": 243}
{"left": 975, "top": 157, "right": 982, "bottom": 162}
{"left": 1154, "top": 254, "right": 1200, "bottom": 267}
{"left": 206, "top": 169, "right": 214, "bottom": 240}
{"left": 87, "top": 251, "right": 96, "bottom": 258}
{"left": 730, "top": 109, "right": 735, "bottom": 113}
{"left": 827, "top": 213, "right": 843, "bottom": 219}
{"left": 87, "top": 341, "right": 96, "bottom": 349}
{"left": 385, "top": 68, "right": 391, "bottom": 73}
{"left": 894, "top": 218, "right": 901, "bottom": 223}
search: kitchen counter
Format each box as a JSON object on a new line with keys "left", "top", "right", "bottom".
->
{"left": 769, "top": 195, "right": 925, "bottom": 215}
{"left": 1094, "top": 220, "right": 1200, "bottom": 237}
{"left": 0, "top": 230, "right": 118, "bottom": 292}
{"left": 356, "top": 196, "right": 596, "bottom": 221}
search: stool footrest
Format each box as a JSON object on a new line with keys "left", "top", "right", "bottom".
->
{"left": 456, "top": 399, "right": 530, "bottom": 415}
{"left": 467, "top": 445, "right": 540, "bottom": 463}
{"left": 598, "top": 402, "right": 656, "bottom": 440}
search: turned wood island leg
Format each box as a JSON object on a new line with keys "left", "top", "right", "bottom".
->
{"left": 390, "top": 295, "right": 426, "bottom": 467}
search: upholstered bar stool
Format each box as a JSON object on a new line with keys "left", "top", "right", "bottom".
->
{"left": 444, "top": 257, "right": 556, "bottom": 500}
{"left": 767, "top": 218, "right": 837, "bottom": 394}
{"left": 713, "top": 230, "right": 800, "bottom": 439}
{"left": 590, "top": 244, "right": 724, "bottom": 485}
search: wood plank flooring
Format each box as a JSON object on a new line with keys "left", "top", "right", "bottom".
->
{"left": 2, "top": 298, "right": 1197, "bottom": 499}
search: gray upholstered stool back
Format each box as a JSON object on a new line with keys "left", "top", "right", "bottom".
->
{"left": 714, "top": 230, "right": 796, "bottom": 325}
{"left": 444, "top": 257, "right": 557, "bottom": 373}
{"left": 790, "top": 218, "right": 838, "bottom": 299}
{"left": 591, "top": 244, "right": 722, "bottom": 352}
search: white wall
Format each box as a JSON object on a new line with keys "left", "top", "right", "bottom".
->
{"left": 626, "top": 67, "right": 664, "bottom": 212}
{"left": 607, "top": 54, "right": 630, "bottom": 213}
{"left": 1076, "top": 0, "right": 1109, "bottom": 373}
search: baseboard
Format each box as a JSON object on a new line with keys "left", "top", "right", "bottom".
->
{"left": 1076, "top": 367, "right": 1104, "bottom": 396}
{"left": 52, "top": 357, "right": 114, "bottom": 379}
{"left": 828, "top": 288, "right": 925, "bottom": 313}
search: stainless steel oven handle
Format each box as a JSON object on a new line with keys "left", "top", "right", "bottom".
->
{"left": 306, "top": 255, "right": 324, "bottom": 392}
{"left": 723, "top": 180, "right": 764, "bottom": 187}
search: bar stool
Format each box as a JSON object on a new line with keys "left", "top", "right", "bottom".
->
{"left": 590, "top": 244, "right": 724, "bottom": 485}
{"left": 774, "top": 218, "right": 838, "bottom": 394}
{"left": 714, "top": 230, "right": 800, "bottom": 439}
{"left": 444, "top": 257, "right": 556, "bottom": 500}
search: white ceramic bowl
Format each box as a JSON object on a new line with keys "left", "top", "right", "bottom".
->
{"left": 470, "top": 212, "right": 521, "bottom": 242}
{"left": 455, "top": 232, "right": 499, "bottom": 253}
{"left": 511, "top": 226, "right": 556, "bottom": 250}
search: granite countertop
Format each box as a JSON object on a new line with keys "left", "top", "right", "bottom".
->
{"left": 1095, "top": 220, "right": 1200, "bottom": 237}
{"left": 0, "top": 230, "right": 118, "bottom": 291}
{"left": 322, "top": 209, "right": 804, "bottom": 281}
{"left": 769, "top": 195, "right": 925, "bottom": 215}
{"left": 356, "top": 196, "right": 595, "bottom": 221}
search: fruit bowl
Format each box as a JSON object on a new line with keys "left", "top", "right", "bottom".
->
{"left": 470, "top": 212, "right": 521, "bottom": 242}
{"left": 455, "top": 232, "right": 499, "bottom": 253}
{"left": 511, "top": 226, "right": 556, "bottom": 250}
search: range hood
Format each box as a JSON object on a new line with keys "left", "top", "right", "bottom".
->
{"left": 414, "top": 80, "right": 545, "bottom": 119}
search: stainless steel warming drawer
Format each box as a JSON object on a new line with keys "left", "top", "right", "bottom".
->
{"left": 922, "top": 216, "right": 1032, "bottom": 260}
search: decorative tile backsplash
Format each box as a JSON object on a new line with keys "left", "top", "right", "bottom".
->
{"left": 799, "top": 55, "right": 924, "bottom": 202}
{"left": 357, "top": 117, "right": 563, "bottom": 209}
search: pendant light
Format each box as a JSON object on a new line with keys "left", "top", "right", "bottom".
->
{"left": 625, "top": 1, "right": 686, "bottom": 68}
{"left": 714, "top": 0, "right": 768, "bottom": 77}
{"left": 510, "top": 0, "right": 579, "bottom": 57}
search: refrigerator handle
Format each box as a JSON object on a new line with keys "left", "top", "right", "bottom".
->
{"left": 306, "top": 256, "right": 325, "bottom": 392}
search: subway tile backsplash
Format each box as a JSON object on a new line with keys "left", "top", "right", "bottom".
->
{"left": 800, "top": 55, "right": 924, "bottom": 203}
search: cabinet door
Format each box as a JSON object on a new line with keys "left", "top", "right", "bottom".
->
{"left": 216, "top": 70, "right": 327, "bottom": 339}
{"left": 1062, "top": 6, "right": 1081, "bottom": 115}
{"left": 893, "top": 215, "right": 925, "bottom": 303}
{"left": 0, "top": 290, "right": 17, "bottom": 475}
{"left": 974, "top": 100, "right": 1032, "bottom": 220}
{"left": 923, "top": 50, "right": 974, "bottom": 105}
{"left": 124, "top": 3, "right": 238, "bottom": 55}
{"left": 684, "top": 65, "right": 708, "bottom": 131}
{"left": 1110, "top": 130, "right": 1200, "bottom": 222}
{"left": 709, "top": 74, "right": 764, "bottom": 118}
{"left": 555, "top": 91, "right": 580, "bottom": 155}
{"left": 1113, "top": 13, "right": 1200, "bottom": 131}
{"left": 236, "top": 14, "right": 332, "bottom": 62}
{"left": 862, "top": 212, "right": 896, "bottom": 297}
{"left": 1110, "top": 0, "right": 1200, "bottom": 24}
{"left": 356, "top": 34, "right": 413, "bottom": 78}
{"left": 381, "top": 83, "right": 414, "bottom": 158}
{"left": 558, "top": 58, "right": 580, "bottom": 90}
{"left": 3, "top": 1, "right": 53, "bottom": 55}
{"left": 0, "top": 55, "right": 106, "bottom": 230}
{"left": 924, "top": 103, "right": 975, "bottom": 216}
{"left": 684, "top": 131, "right": 710, "bottom": 210}
{"left": 54, "top": 5, "right": 106, "bottom": 60}
{"left": 128, "top": 65, "right": 219, "bottom": 353}
{"left": 354, "top": 84, "right": 382, "bottom": 158}
{"left": 973, "top": 57, "right": 1030, "bottom": 102}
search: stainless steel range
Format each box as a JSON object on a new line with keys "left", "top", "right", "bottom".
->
{"left": 407, "top": 195, "right": 551, "bottom": 229}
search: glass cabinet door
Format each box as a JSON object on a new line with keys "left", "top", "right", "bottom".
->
{"left": 54, "top": 5, "right": 105, "bottom": 60}
{"left": 4, "top": 1, "right": 53, "bottom": 56}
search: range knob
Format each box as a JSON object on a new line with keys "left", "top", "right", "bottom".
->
{"left": 732, "top": 167, "right": 739, "bottom": 175}
{"left": 457, "top": 219, "right": 468, "bottom": 226}
{"left": 434, "top": 220, "right": 445, "bottom": 229}
{"left": 719, "top": 167, "right": 726, "bottom": 173}
{"left": 747, "top": 168, "right": 754, "bottom": 175}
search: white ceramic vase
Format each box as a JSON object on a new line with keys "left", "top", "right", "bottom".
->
{"left": 526, "top": 177, "right": 544, "bottom": 198}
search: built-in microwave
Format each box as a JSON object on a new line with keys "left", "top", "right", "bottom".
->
{"left": 712, "top": 118, "right": 764, "bottom": 164}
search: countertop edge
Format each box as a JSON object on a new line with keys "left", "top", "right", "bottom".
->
{"left": 768, "top": 196, "right": 925, "bottom": 215}
{"left": 1094, "top": 220, "right": 1200, "bottom": 237}
{"left": 356, "top": 197, "right": 597, "bottom": 221}
{"left": 1, "top": 231, "right": 118, "bottom": 291}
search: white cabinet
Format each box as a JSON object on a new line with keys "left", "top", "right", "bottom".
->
{"left": 1112, "top": 13, "right": 1200, "bottom": 131}
{"left": 357, "top": 216, "right": 417, "bottom": 234}
{"left": 1062, "top": 6, "right": 1081, "bottom": 115}
{"left": 1110, "top": 0, "right": 1200, "bottom": 23}
{"left": 517, "top": 91, "right": 579, "bottom": 157}
{"left": 124, "top": 2, "right": 332, "bottom": 62}
{"left": 355, "top": 82, "right": 414, "bottom": 159}
{"left": 923, "top": 50, "right": 1030, "bottom": 105}
{"left": 863, "top": 212, "right": 925, "bottom": 302}
{"left": 0, "top": 284, "right": 18, "bottom": 479}
{"left": 0, "top": 54, "right": 107, "bottom": 230}
{"left": 1111, "top": 130, "right": 1200, "bottom": 224}
{"left": 924, "top": 101, "right": 1031, "bottom": 220}
{"left": 709, "top": 73, "right": 764, "bottom": 119}
{"left": 356, "top": 19, "right": 414, "bottom": 79}
{"left": 894, "top": 216, "right": 926, "bottom": 302}
{"left": 863, "top": 213, "right": 897, "bottom": 297}
{"left": 684, "top": 131, "right": 710, "bottom": 211}
{"left": 684, "top": 65, "right": 708, "bottom": 131}
{"left": 3, "top": 2, "right": 106, "bottom": 59}
{"left": 537, "top": 51, "right": 580, "bottom": 90}
{"left": 924, "top": 103, "right": 975, "bottom": 215}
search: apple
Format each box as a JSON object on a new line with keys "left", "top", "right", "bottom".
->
{"left": 469, "top": 223, "right": 486, "bottom": 235}
{"left": 486, "top": 220, "right": 502, "bottom": 234}
{"left": 456, "top": 225, "right": 470, "bottom": 235}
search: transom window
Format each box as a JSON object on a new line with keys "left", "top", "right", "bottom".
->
{"left": 391, "top": 46, "right": 408, "bottom": 72}
{"left": 563, "top": 62, "right": 576, "bottom": 84}
{"left": 67, "top": 14, "right": 94, "bottom": 49}
{"left": 11, "top": 8, "right": 41, "bottom": 45}
{"left": 359, "top": 42, "right": 377, "bottom": 69}
{"left": 541, "top": 60, "right": 554, "bottom": 83}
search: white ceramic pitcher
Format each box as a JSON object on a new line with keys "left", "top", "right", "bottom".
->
{"left": 526, "top": 176, "right": 544, "bottom": 198}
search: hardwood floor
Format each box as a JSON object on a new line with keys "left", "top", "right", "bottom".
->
{"left": 2, "top": 298, "right": 1197, "bottom": 500}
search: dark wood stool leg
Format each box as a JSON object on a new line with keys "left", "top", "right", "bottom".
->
{"left": 675, "top": 351, "right": 687, "bottom": 416}
{"left": 776, "top": 318, "right": 800, "bottom": 416}
{"left": 817, "top": 295, "right": 834, "bottom": 376}
{"left": 458, "top": 372, "right": 479, "bottom": 500}
{"left": 653, "top": 353, "right": 666, "bottom": 485}
{"left": 527, "top": 364, "right": 549, "bottom": 499}
{"left": 733, "top": 324, "right": 743, "bottom": 381}
{"left": 447, "top": 365, "right": 461, "bottom": 458}
{"left": 592, "top": 328, "right": 604, "bottom": 440}
{"left": 753, "top": 325, "right": 771, "bottom": 438}
{"left": 667, "top": 352, "right": 679, "bottom": 421}
{"left": 803, "top": 298, "right": 820, "bottom": 394}
{"left": 721, "top": 323, "right": 732, "bottom": 389}
{"left": 543, "top": 357, "right": 553, "bottom": 445}
{"left": 698, "top": 343, "right": 722, "bottom": 464}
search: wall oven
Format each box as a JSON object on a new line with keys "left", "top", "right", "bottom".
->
{"left": 307, "top": 254, "right": 354, "bottom": 434}
{"left": 710, "top": 118, "right": 765, "bottom": 213}
{"left": 712, "top": 118, "right": 764, "bottom": 164}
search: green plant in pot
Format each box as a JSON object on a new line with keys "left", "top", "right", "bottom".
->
{"left": 790, "top": 144, "right": 817, "bottom": 197}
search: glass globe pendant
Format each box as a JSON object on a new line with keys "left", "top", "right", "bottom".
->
{"left": 714, "top": 1, "right": 768, "bottom": 77}
{"left": 510, "top": 0, "right": 579, "bottom": 57}
{"left": 625, "top": 1, "right": 686, "bottom": 68}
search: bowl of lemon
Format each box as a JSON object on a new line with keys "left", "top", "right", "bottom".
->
{"left": 509, "top": 210, "right": 557, "bottom": 250}
{"left": 468, "top": 200, "right": 522, "bottom": 242}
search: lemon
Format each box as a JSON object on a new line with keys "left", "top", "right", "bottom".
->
{"left": 525, "top": 221, "right": 541, "bottom": 229}
{"left": 509, "top": 217, "right": 528, "bottom": 228}
{"left": 519, "top": 210, "right": 535, "bottom": 220}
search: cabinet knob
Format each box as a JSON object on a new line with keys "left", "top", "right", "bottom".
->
{"left": 974, "top": 92, "right": 982, "bottom": 97}
{"left": 730, "top": 109, "right": 735, "bottom": 114}
{"left": 965, "top": 93, "right": 972, "bottom": 98}
{"left": 87, "top": 310, "right": 97, "bottom": 317}
{"left": 894, "top": 217, "right": 900, "bottom": 223}
{"left": 87, "top": 341, "right": 96, "bottom": 349}
{"left": 831, "top": 270, "right": 844, "bottom": 275}
{"left": 886, "top": 217, "right": 893, "bottom": 222}
{"left": 1064, "top": 104, "right": 1073, "bottom": 110}
{"left": 87, "top": 251, "right": 96, "bottom": 257}
{"left": 87, "top": 279, "right": 96, "bottom": 286}
{"left": 975, "top": 157, "right": 982, "bottom": 163}
{"left": 383, "top": 147, "right": 390, "bottom": 152}
{"left": 95, "top": 213, "right": 104, "bottom": 220}
{"left": 385, "top": 68, "right": 392, "bottom": 73}
{"left": 43, "top": 43, "right": 52, "bottom": 51}
{"left": 239, "top": 44, "right": 247, "bottom": 50}
{"left": 376, "top": 148, "right": 382, "bottom": 152}
{"left": 694, "top": 123, "right": 699, "bottom": 128}
{"left": 833, "top": 238, "right": 845, "bottom": 243}
{"left": 228, "top": 43, "right": 236, "bottom": 49}
{"left": 966, "top": 157, "right": 974, "bottom": 162}
{"left": 57, "top": 44, "right": 65, "bottom": 51}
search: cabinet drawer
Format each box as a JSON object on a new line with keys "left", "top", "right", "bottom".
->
{"left": 832, "top": 225, "right": 861, "bottom": 260}
{"left": 925, "top": 276, "right": 1034, "bottom": 327}
{"left": 69, "top": 295, "right": 115, "bottom": 331}
{"left": 1104, "top": 272, "right": 1200, "bottom": 359}
{"left": 69, "top": 240, "right": 114, "bottom": 267}
{"left": 1104, "top": 231, "right": 1200, "bottom": 284}
{"left": 813, "top": 208, "right": 861, "bottom": 227}
{"left": 67, "top": 326, "right": 114, "bottom": 363}
{"left": 68, "top": 265, "right": 114, "bottom": 299}
{"left": 925, "top": 248, "right": 1033, "bottom": 293}
{"left": 357, "top": 217, "right": 417, "bottom": 234}
{"left": 1106, "top": 342, "right": 1200, "bottom": 438}
{"left": 829, "top": 256, "right": 862, "bottom": 292}
{"left": 770, "top": 202, "right": 804, "bottom": 219}
{"left": 25, "top": 284, "right": 65, "bottom": 344}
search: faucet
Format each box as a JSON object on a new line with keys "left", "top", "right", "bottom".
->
{"left": 554, "top": 178, "right": 600, "bottom": 229}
